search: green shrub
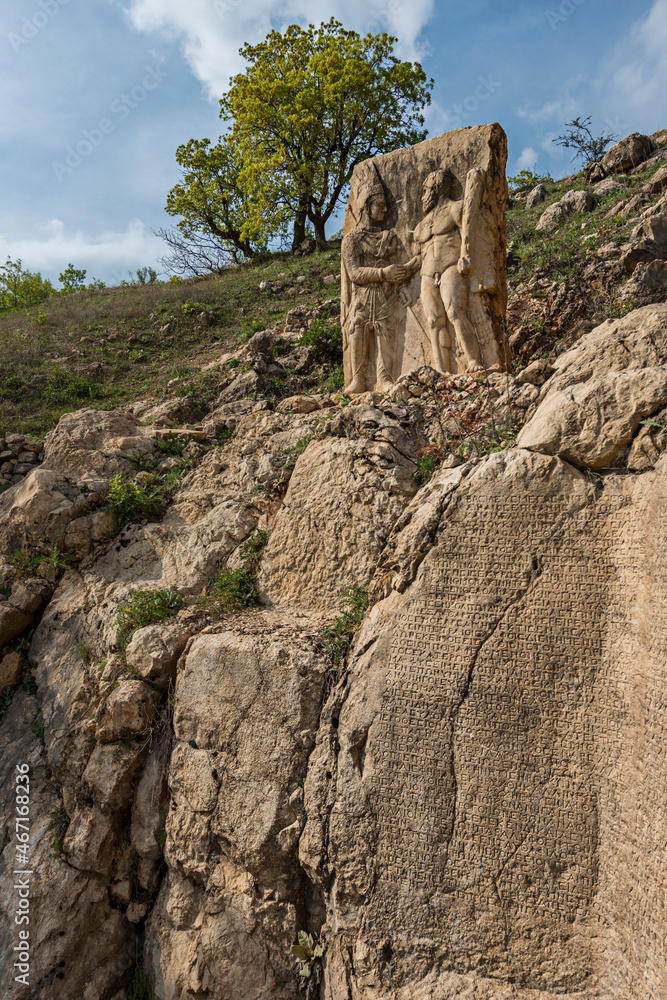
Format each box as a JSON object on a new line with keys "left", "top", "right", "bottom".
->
{"left": 116, "top": 589, "right": 184, "bottom": 648}
{"left": 155, "top": 432, "right": 188, "bottom": 457}
{"left": 181, "top": 299, "right": 202, "bottom": 315}
{"left": 298, "top": 319, "right": 343, "bottom": 363}
{"left": 320, "top": 364, "right": 345, "bottom": 392}
{"left": 507, "top": 167, "right": 553, "bottom": 191}
{"left": 282, "top": 433, "right": 312, "bottom": 463}
{"left": 76, "top": 642, "right": 92, "bottom": 664}
{"left": 122, "top": 961, "right": 160, "bottom": 1000}
{"left": 41, "top": 367, "right": 98, "bottom": 405}
{"left": 11, "top": 551, "right": 42, "bottom": 575}
{"left": 414, "top": 442, "right": 445, "bottom": 486}
{"left": 0, "top": 256, "right": 55, "bottom": 309}
{"left": 210, "top": 567, "right": 258, "bottom": 610}
{"left": 320, "top": 584, "right": 369, "bottom": 670}
{"left": 473, "top": 415, "right": 517, "bottom": 456}
{"left": 209, "top": 529, "right": 270, "bottom": 612}
{"left": 136, "top": 266, "right": 158, "bottom": 285}
{"left": 105, "top": 474, "right": 166, "bottom": 527}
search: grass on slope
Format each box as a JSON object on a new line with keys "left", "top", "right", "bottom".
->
{"left": 0, "top": 248, "right": 341, "bottom": 439}
{"left": 507, "top": 156, "right": 667, "bottom": 289}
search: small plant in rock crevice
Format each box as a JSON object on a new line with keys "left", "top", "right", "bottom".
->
{"left": 414, "top": 442, "right": 445, "bottom": 485}
{"left": 207, "top": 529, "right": 271, "bottom": 612}
{"left": 76, "top": 641, "right": 92, "bottom": 664}
{"left": 115, "top": 589, "right": 184, "bottom": 649}
{"left": 291, "top": 930, "right": 325, "bottom": 985}
{"left": 121, "top": 959, "right": 159, "bottom": 1000}
{"left": 320, "top": 584, "right": 369, "bottom": 671}
{"left": 155, "top": 431, "right": 190, "bottom": 457}
{"left": 49, "top": 805, "right": 70, "bottom": 856}
{"left": 32, "top": 714, "right": 45, "bottom": 742}
{"left": 105, "top": 474, "right": 167, "bottom": 528}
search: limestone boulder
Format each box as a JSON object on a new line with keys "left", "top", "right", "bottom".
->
{"left": 124, "top": 622, "right": 192, "bottom": 689}
{"left": 643, "top": 162, "right": 667, "bottom": 195}
{"left": 536, "top": 190, "right": 594, "bottom": 232}
{"left": 602, "top": 132, "right": 653, "bottom": 174}
{"left": 651, "top": 127, "right": 667, "bottom": 146}
{"left": 0, "top": 650, "right": 22, "bottom": 691}
{"left": 146, "top": 870, "right": 300, "bottom": 1000}
{"left": 42, "top": 408, "right": 154, "bottom": 480}
{"left": 0, "top": 468, "right": 79, "bottom": 559}
{"left": 526, "top": 183, "right": 546, "bottom": 208}
{"left": 532, "top": 303, "right": 667, "bottom": 397}
{"left": 583, "top": 159, "right": 607, "bottom": 184}
{"left": 258, "top": 406, "right": 420, "bottom": 614}
{"left": 131, "top": 743, "right": 170, "bottom": 860}
{"left": 83, "top": 741, "right": 148, "bottom": 811}
{"left": 0, "top": 577, "right": 52, "bottom": 646}
{"left": 594, "top": 176, "right": 623, "bottom": 197}
{"left": 0, "top": 603, "right": 34, "bottom": 648}
{"left": 0, "top": 693, "right": 134, "bottom": 1000}
{"left": 619, "top": 209, "right": 667, "bottom": 272}
{"left": 627, "top": 406, "right": 667, "bottom": 471}
{"left": 560, "top": 188, "right": 595, "bottom": 212}
{"left": 516, "top": 367, "right": 667, "bottom": 468}
{"left": 64, "top": 805, "right": 121, "bottom": 878}
{"left": 96, "top": 679, "right": 160, "bottom": 742}
{"left": 169, "top": 627, "right": 326, "bottom": 878}
{"left": 144, "top": 625, "right": 328, "bottom": 997}
{"left": 302, "top": 446, "right": 667, "bottom": 997}
{"left": 535, "top": 200, "right": 570, "bottom": 232}
{"left": 619, "top": 258, "right": 667, "bottom": 306}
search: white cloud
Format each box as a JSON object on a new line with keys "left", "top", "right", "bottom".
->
{"left": 0, "top": 219, "right": 163, "bottom": 285}
{"left": 606, "top": 0, "right": 667, "bottom": 125}
{"left": 516, "top": 96, "right": 579, "bottom": 126}
{"left": 119, "top": 0, "right": 435, "bottom": 99}
{"left": 515, "top": 147, "right": 539, "bottom": 172}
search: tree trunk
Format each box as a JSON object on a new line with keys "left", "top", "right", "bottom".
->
{"left": 292, "top": 208, "right": 307, "bottom": 251}
{"left": 312, "top": 216, "right": 329, "bottom": 251}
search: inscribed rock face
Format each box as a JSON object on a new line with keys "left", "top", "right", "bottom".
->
{"left": 301, "top": 449, "right": 667, "bottom": 999}
{"left": 341, "top": 123, "right": 509, "bottom": 393}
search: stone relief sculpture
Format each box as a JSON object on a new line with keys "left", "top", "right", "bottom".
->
{"left": 341, "top": 123, "right": 509, "bottom": 393}
{"left": 341, "top": 168, "right": 420, "bottom": 394}
{"left": 413, "top": 167, "right": 485, "bottom": 374}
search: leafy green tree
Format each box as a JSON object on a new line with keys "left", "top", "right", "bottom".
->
{"left": 0, "top": 257, "right": 54, "bottom": 308}
{"left": 220, "top": 19, "right": 433, "bottom": 250}
{"left": 162, "top": 136, "right": 287, "bottom": 272}
{"left": 135, "top": 266, "right": 158, "bottom": 285}
{"left": 58, "top": 264, "right": 105, "bottom": 294}
{"left": 59, "top": 263, "right": 87, "bottom": 294}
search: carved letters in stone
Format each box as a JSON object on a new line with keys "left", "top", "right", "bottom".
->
{"left": 341, "top": 123, "right": 509, "bottom": 393}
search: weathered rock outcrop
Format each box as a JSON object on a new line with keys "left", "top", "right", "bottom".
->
{"left": 1, "top": 303, "right": 666, "bottom": 1000}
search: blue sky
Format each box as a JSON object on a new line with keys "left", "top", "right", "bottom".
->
{"left": 1, "top": 0, "right": 666, "bottom": 285}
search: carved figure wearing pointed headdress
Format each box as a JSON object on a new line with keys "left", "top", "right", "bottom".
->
{"left": 341, "top": 167, "right": 419, "bottom": 394}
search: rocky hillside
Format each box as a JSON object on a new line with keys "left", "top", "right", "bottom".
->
{"left": 0, "top": 129, "right": 666, "bottom": 1000}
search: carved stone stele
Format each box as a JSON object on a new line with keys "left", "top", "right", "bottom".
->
{"left": 341, "top": 123, "right": 509, "bottom": 393}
